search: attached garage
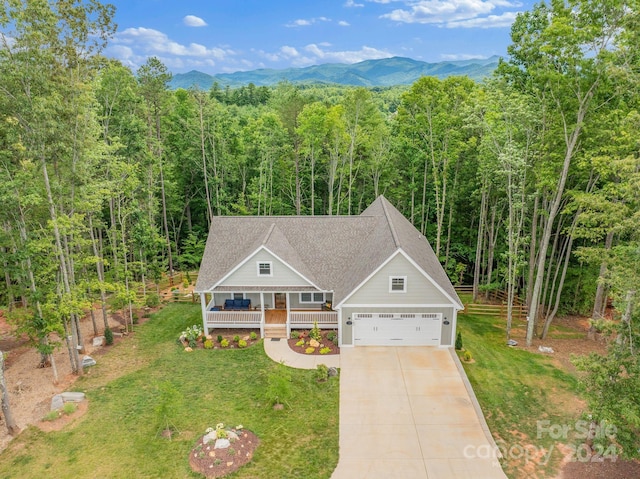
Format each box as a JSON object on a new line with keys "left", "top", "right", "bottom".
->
{"left": 352, "top": 312, "right": 442, "bottom": 346}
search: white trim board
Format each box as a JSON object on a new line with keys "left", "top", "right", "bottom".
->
{"left": 342, "top": 303, "right": 456, "bottom": 309}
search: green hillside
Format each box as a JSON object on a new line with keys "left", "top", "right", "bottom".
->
{"left": 169, "top": 56, "right": 500, "bottom": 90}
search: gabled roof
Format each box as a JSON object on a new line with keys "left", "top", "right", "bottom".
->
{"left": 195, "top": 195, "right": 462, "bottom": 309}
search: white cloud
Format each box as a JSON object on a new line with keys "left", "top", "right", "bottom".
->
{"left": 109, "top": 27, "right": 235, "bottom": 70}
{"left": 286, "top": 19, "right": 312, "bottom": 27}
{"left": 304, "top": 44, "right": 393, "bottom": 63}
{"left": 280, "top": 46, "right": 300, "bottom": 58}
{"left": 440, "top": 53, "right": 489, "bottom": 60}
{"left": 256, "top": 43, "right": 391, "bottom": 67}
{"left": 446, "top": 11, "right": 517, "bottom": 28}
{"left": 183, "top": 15, "right": 208, "bottom": 27}
{"left": 285, "top": 17, "right": 332, "bottom": 27}
{"left": 338, "top": 20, "right": 351, "bottom": 26}
{"left": 344, "top": 0, "right": 364, "bottom": 6}
{"left": 380, "top": 0, "right": 521, "bottom": 28}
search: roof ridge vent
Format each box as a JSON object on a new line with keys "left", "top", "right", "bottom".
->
{"left": 263, "top": 223, "right": 277, "bottom": 244}
{"left": 380, "top": 198, "right": 400, "bottom": 248}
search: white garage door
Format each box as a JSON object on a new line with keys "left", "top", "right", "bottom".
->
{"left": 353, "top": 312, "right": 442, "bottom": 346}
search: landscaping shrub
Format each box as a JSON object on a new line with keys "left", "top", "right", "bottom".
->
{"left": 145, "top": 293, "right": 161, "bottom": 308}
{"left": 203, "top": 339, "right": 214, "bottom": 349}
{"left": 463, "top": 350, "right": 472, "bottom": 362}
{"left": 305, "top": 347, "right": 315, "bottom": 354}
{"left": 319, "top": 347, "right": 331, "bottom": 355}
{"left": 233, "top": 335, "right": 240, "bottom": 343}
{"left": 295, "top": 339, "right": 305, "bottom": 347}
{"left": 314, "top": 364, "right": 329, "bottom": 381}
{"left": 220, "top": 339, "right": 229, "bottom": 348}
{"left": 43, "top": 411, "right": 59, "bottom": 422}
{"left": 290, "top": 330, "right": 300, "bottom": 339}
{"left": 249, "top": 331, "right": 258, "bottom": 340}
{"left": 62, "top": 403, "right": 77, "bottom": 415}
{"left": 455, "top": 332, "right": 463, "bottom": 350}
{"left": 104, "top": 327, "right": 114, "bottom": 346}
{"left": 326, "top": 331, "right": 337, "bottom": 342}
{"left": 217, "top": 335, "right": 223, "bottom": 343}
{"left": 238, "top": 339, "right": 247, "bottom": 348}
{"left": 310, "top": 321, "right": 322, "bottom": 342}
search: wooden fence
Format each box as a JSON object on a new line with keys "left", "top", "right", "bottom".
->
{"left": 455, "top": 285, "right": 528, "bottom": 320}
{"left": 135, "top": 271, "right": 200, "bottom": 304}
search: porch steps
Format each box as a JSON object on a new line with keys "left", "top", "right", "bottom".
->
{"left": 264, "top": 324, "right": 287, "bottom": 339}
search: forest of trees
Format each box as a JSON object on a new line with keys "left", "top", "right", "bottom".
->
{"left": 0, "top": 0, "right": 639, "bottom": 448}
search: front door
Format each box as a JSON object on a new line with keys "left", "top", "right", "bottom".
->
{"left": 274, "top": 293, "right": 286, "bottom": 309}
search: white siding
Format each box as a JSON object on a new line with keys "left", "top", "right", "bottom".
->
{"left": 345, "top": 253, "right": 450, "bottom": 305}
{"left": 219, "top": 249, "right": 313, "bottom": 287}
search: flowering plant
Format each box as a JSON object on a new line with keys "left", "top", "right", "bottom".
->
{"left": 179, "top": 324, "right": 204, "bottom": 347}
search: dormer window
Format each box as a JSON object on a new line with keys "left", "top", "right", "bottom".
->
{"left": 257, "top": 261, "right": 272, "bottom": 276}
{"left": 389, "top": 276, "right": 406, "bottom": 293}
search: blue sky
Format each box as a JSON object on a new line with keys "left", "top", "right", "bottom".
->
{"left": 105, "top": 0, "right": 533, "bottom": 75}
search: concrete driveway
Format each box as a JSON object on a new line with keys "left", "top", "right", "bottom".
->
{"left": 331, "top": 347, "right": 508, "bottom": 479}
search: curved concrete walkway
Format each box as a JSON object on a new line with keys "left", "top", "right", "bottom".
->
{"left": 263, "top": 337, "right": 340, "bottom": 369}
{"left": 263, "top": 340, "right": 507, "bottom": 479}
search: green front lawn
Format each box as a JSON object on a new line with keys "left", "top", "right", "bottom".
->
{"left": 458, "top": 313, "right": 582, "bottom": 478}
{"left": 0, "top": 304, "right": 339, "bottom": 478}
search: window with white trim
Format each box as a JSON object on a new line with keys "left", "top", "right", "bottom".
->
{"left": 300, "top": 292, "right": 326, "bottom": 303}
{"left": 257, "top": 261, "right": 272, "bottom": 276}
{"left": 389, "top": 276, "right": 407, "bottom": 293}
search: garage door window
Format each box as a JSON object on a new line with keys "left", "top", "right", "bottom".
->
{"left": 389, "top": 276, "right": 406, "bottom": 293}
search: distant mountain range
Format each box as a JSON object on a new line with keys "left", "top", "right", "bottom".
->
{"left": 169, "top": 56, "right": 501, "bottom": 90}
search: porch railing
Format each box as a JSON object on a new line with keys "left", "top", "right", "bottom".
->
{"left": 289, "top": 311, "right": 338, "bottom": 327}
{"left": 205, "top": 311, "right": 262, "bottom": 334}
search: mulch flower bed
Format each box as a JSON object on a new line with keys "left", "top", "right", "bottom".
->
{"left": 179, "top": 328, "right": 261, "bottom": 351}
{"left": 189, "top": 428, "right": 259, "bottom": 478}
{"left": 287, "top": 329, "right": 340, "bottom": 355}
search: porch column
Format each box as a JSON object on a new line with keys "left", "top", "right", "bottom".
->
{"left": 200, "top": 292, "right": 208, "bottom": 334}
{"left": 259, "top": 292, "right": 265, "bottom": 338}
{"left": 286, "top": 292, "right": 291, "bottom": 339}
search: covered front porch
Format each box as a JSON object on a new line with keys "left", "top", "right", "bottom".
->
{"left": 199, "top": 286, "right": 338, "bottom": 339}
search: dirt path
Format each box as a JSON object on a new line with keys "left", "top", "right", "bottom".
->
{"left": 0, "top": 307, "right": 126, "bottom": 452}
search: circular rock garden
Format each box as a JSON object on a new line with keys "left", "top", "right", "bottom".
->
{"left": 189, "top": 423, "right": 259, "bottom": 478}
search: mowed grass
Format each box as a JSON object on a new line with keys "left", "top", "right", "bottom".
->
{"left": 457, "top": 312, "right": 581, "bottom": 478}
{"left": 0, "top": 304, "right": 339, "bottom": 478}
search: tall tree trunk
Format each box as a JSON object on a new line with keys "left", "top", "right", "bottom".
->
{"left": 198, "top": 97, "right": 213, "bottom": 225}
{"left": 310, "top": 145, "right": 316, "bottom": 215}
{"left": 473, "top": 186, "right": 488, "bottom": 302}
{"left": 589, "top": 230, "right": 614, "bottom": 338}
{"left": 485, "top": 202, "right": 499, "bottom": 296}
{"left": 40, "top": 158, "right": 82, "bottom": 376}
{"left": 616, "top": 290, "right": 635, "bottom": 353}
{"left": 88, "top": 215, "right": 109, "bottom": 331}
{"left": 0, "top": 351, "right": 19, "bottom": 436}
{"left": 159, "top": 160, "right": 174, "bottom": 279}
{"left": 541, "top": 231, "right": 575, "bottom": 339}
{"left": 443, "top": 166, "right": 458, "bottom": 270}
{"left": 526, "top": 194, "right": 539, "bottom": 309}
{"left": 526, "top": 106, "right": 588, "bottom": 346}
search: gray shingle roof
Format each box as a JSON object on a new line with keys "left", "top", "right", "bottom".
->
{"left": 195, "top": 195, "right": 462, "bottom": 308}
